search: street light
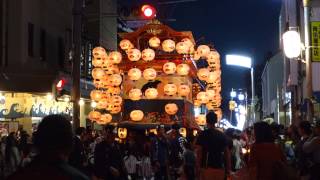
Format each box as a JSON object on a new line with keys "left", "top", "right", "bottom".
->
{"left": 226, "top": 54, "right": 255, "bottom": 125}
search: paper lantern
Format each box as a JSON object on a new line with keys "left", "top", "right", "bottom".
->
{"left": 206, "top": 51, "right": 220, "bottom": 62}
{"left": 194, "top": 99, "right": 201, "bottom": 107}
{"left": 110, "top": 104, "right": 121, "bottom": 114}
{"left": 129, "top": 88, "right": 142, "bottom": 101}
{"left": 127, "top": 48, "right": 141, "bottom": 62}
{"left": 93, "top": 79, "right": 104, "bottom": 89}
{"left": 103, "top": 63, "right": 118, "bottom": 75}
{"left": 118, "top": 128, "right": 128, "bottom": 139}
{"left": 164, "top": 83, "right": 177, "bottom": 96}
{"left": 176, "top": 42, "right": 189, "bottom": 54}
{"left": 165, "top": 103, "right": 178, "bottom": 115}
{"left": 196, "top": 114, "right": 206, "bottom": 126}
{"left": 206, "top": 71, "right": 221, "bottom": 83}
{"left": 109, "top": 74, "right": 122, "bottom": 86}
{"left": 197, "top": 91, "right": 209, "bottom": 104}
{"left": 90, "top": 90, "right": 103, "bottom": 101}
{"left": 92, "top": 46, "right": 106, "bottom": 57}
{"left": 206, "top": 102, "right": 215, "bottom": 110}
{"left": 178, "top": 84, "right": 190, "bottom": 97}
{"left": 142, "top": 48, "right": 155, "bottom": 61}
{"left": 193, "top": 130, "right": 198, "bottom": 136}
{"left": 92, "top": 68, "right": 106, "bottom": 80}
{"left": 108, "top": 51, "right": 122, "bottom": 64}
{"left": 176, "top": 63, "right": 190, "bottom": 76}
{"left": 143, "top": 68, "right": 157, "bottom": 81}
{"left": 179, "top": 128, "right": 187, "bottom": 138}
{"left": 110, "top": 95, "right": 123, "bottom": 106}
{"left": 162, "top": 39, "right": 176, "bottom": 52}
{"left": 193, "top": 50, "right": 201, "bottom": 61}
{"left": 97, "top": 98, "right": 109, "bottom": 109}
{"left": 145, "top": 88, "right": 158, "bottom": 99}
{"left": 99, "top": 114, "right": 112, "bottom": 124}
{"left": 130, "top": 110, "right": 144, "bottom": 121}
{"left": 88, "top": 111, "right": 101, "bottom": 121}
{"left": 149, "top": 36, "right": 161, "bottom": 48}
{"left": 119, "top": 39, "right": 133, "bottom": 50}
{"left": 197, "top": 68, "right": 210, "bottom": 81}
{"left": 128, "top": 68, "right": 142, "bottom": 81}
{"left": 206, "top": 89, "right": 216, "bottom": 100}
{"left": 92, "top": 54, "right": 107, "bottom": 67}
{"left": 107, "top": 86, "right": 121, "bottom": 95}
{"left": 163, "top": 62, "right": 176, "bottom": 75}
{"left": 181, "top": 38, "right": 194, "bottom": 49}
{"left": 197, "top": 45, "right": 210, "bottom": 58}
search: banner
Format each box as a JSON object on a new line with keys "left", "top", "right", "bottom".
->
{"left": 311, "top": 22, "right": 320, "bottom": 62}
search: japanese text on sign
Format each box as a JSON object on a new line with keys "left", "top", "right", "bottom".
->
{"left": 311, "top": 22, "right": 320, "bottom": 62}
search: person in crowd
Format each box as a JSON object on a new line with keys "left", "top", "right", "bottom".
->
{"left": 303, "top": 119, "right": 320, "bottom": 180}
{"left": 232, "top": 133, "right": 243, "bottom": 171}
{"left": 294, "top": 120, "right": 312, "bottom": 179}
{"left": 183, "top": 141, "right": 196, "bottom": 180}
{"left": 123, "top": 148, "right": 138, "bottom": 180}
{"left": 18, "top": 131, "right": 29, "bottom": 154}
{"left": 248, "top": 121, "right": 286, "bottom": 180}
{"left": 169, "top": 123, "right": 186, "bottom": 178}
{"left": 69, "top": 127, "right": 87, "bottom": 172}
{"left": 93, "top": 125, "right": 125, "bottom": 180}
{"left": 139, "top": 145, "right": 153, "bottom": 180}
{"left": 195, "top": 111, "right": 231, "bottom": 180}
{"left": 4, "top": 132, "right": 20, "bottom": 177}
{"left": 151, "top": 124, "right": 169, "bottom": 180}
{"left": 7, "top": 114, "right": 89, "bottom": 180}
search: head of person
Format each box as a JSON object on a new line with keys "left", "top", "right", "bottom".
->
{"left": 75, "top": 127, "right": 86, "bottom": 139}
{"left": 103, "top": 125, "right": 116, "bottom": 143}
{"left": 157, "top": 124, "right": 165, "bottom": 137}
{"left": 171, "top": 123, "right": 180, "bottom": 136}
{"left": 206, "top": 111, "right": 217, "bottom": 129}
{"left": 33, "top": 114, "right": 73, "bottom": 159}
{"left": 298, "top": 121, "right": 312, "bottom": 137}
{"left": 314, "top": 119, "right": 320, "bottom": 136}
{"left": 6, "top": 132, "right": 17, "bottom": 147}
{"left": 253, "top": 121, "right": 274, "bottom": 144}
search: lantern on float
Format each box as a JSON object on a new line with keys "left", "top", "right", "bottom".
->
{"left": 110, "top": 95, "right": 123, "bottom": 106}
{"left": 88, "top": 111, "right": 101, "bottom": 121}
{"left": 206, "top": 89, "right": 216, "bottom": 100}
{"left": 196, "top": 114, "right": 206, "bottom": 126}
{"left": 197, "top": 68, "right": 210, "bottom": 81}
{"left": 162, "top": 39, "right": 176, "bottom": 52}
{"left": 97, "top": 98, "right": 109, "bottom": 109}
{"left": 99, "top": 114, "right": 112, "bottom": 124}
{"left": 127, "top": 49, "right": 141, "bottom": 61}
{"left": 181, "top": 38, "right": 194, "bottom": 49}
{"left": 206, "top": 102, "right": 215, "bottom": 110}
{"left": 119, "top": 39, "right": 133, "bottom": 50}
{"left": 92, "top": 46, "right": 106, "bottom": 57}
{"left": 118, "top": 128, "right": 127, "bottom": 139}
{"left": 179, "top": 128, "right": 187, "bottom": 138}
{"left": 129, "top": 88, "right": 142, "bottom": 101}
{"left": 110, "top": 104, "right": 121, "bottom": 114}
{"left": 197, "top": 91, "right": 209, "bottom": 104}
{"left": 130, "top": 110, "right": 144, "bottom": 121}
{"left": 93, "top": 79, "right": 104, "bottom": 89}
{"left": 164, "top": 83, "right": 177, "bottom": 96}
{"left": 107, "top": 86, "right": 121, "bottom": 95}
{"left": 108, "top": 51, "right": 122, "bottom": 64}
{"left": 193, "top": 50, "right": 201, "bottom": 61}
{"left": 176, "top": 42, "right": 189, "bottom": 54}
{"left": 103, "top": 63, "right": 117, "bottom": 75}
{"left": 163, "top": 62, "right": 176, "bottom": 75}
{"left": 90, "top": 90, "right": 103, "bottom": 101}
{"left": 149, "top": 36, "right": 161, "bottom": 48}
{"left": 92, "top": 68, "right": 105, "bottom": 80}
{"left": 142, "top": 48, "right": 155, "bottom": 61}
{"left": 143, "top": 68, "right": 157, "bottom": 81}
{"left": 197, "top": 45, "right": 210, "bottom": 58}
{"left": 206, "top": 71, "right": 220, "bottom": 84}
{"left": 109, "top": 74, "right": 122, "bottom": 86}
{"left": 92, "top": 54, "right": 107, "bottom": 67}
{"left": 206, "top": 51, "right": 220, "bottom": 62}
{"left": 176, "top": 63, "right": 190, "bottom": 76}
{"left": 145, "top": 88, "right": 158, "bottom": 99}
{"left": 178, "top": 84, "right": 190, "bottom": 97}
{"left": 128, "top": 68, "right": 142, "bottom": 81}
{"left": 165, "top": 103, "right": 178, "bottom": 115}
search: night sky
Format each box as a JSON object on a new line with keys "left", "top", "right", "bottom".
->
{"left": 121, "top": 0, "right": 282, "bottom": 115}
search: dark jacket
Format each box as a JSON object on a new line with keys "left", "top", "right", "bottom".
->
{"left": 69, "top": 136, "right": 86, "bottom": 170}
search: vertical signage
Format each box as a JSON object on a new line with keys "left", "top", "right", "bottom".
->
{"left": 311, "top": 22, "right": 320, "bottom": 62}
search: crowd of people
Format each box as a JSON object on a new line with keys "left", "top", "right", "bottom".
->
{"left": 0, "top": 113, "right": 319, "bottom": 180}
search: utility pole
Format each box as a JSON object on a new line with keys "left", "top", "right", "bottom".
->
{"left": 72, "top": 0, "right": 83, "bottom": 130}
{"left": 303, "top": 0, "right": 313, "bottom": 122}
{"left": 250, "top": 67, "right": 255, "bottom": 125}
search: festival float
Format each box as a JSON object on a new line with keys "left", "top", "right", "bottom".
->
{"left": 88, "top": 20, "right": 222, "bottom": 136}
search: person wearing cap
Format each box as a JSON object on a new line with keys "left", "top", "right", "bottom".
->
{"left": 303, "top": 119, "right": 320, "bottom": 180}
{"left": 195, "top": 111, "right": 231, "bottom": 180}
{"left": 93, "top": 125, "right": 125, "bottom": 180}
{"left": 169, "top": 123, "right": 186, "bottom": 178}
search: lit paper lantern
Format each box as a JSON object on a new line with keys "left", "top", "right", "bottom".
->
{"left": 107, "top": 86, "right": 121, "bottom": 95}
{"left": 206, "top": 102, "right": 215, "bottom": 110}
{"left": 283, "top": 30, "right": 301, "bottom": 58}
{"left": 128, "top": 68, "right": 142, "bottom": 81}
{"left": 176, "top": 63, "right": 190, "bottom": 76}
{"left": 118, "top": 128, "right": 128, "bottom": 139}
{"left": 92, "top": 54, "right": 107, "bottom": 67}
{"left": 93, "top": 79, "right": 104, "bottom": 89}
{"left": 90, "top": 90, "right": 104, "bottom": 101}
{"left": 206, "top": 51, "right": 220, "bottom": 62}
{"left": 103, "top": 63, "right": 118, "bottom": 75}
{"left": 181, "top": 38, "right": 194, "bottom": 49}
{"left": 197, "top": 45, "right": 210, "bottom": 58}
{"left": 99, "top": 114, "right": 112, "bottom": 124}
{"left": 109, "top": 74, "right": 122, "bottom": 86}
{"left": 129, "top": 88, "right": 142, "bottom": 101}
{"left": 108, "top": 51, "right": 122, "bottom": 64}
{"left": 149, "top": 36, "right": 161, "bottom": 48}
{"left": 164, "top": 83, "right": 177, "bottom": 96}
{"left": 92, "top": 68, "right": 106, "bottom": 80}
{"left": 92, "top": 46, "right": 106, "bottom": 57}
{"left": 142, "top": 48, "right": 155, "bottom": 61}
{"left": 196, "top": 114, "right": 206, "bottom": 126}
{"left": 163, "top": 62, "right": 176, "bottom": 75}
{"left": 143, "top": 68, "right": 157, "bottom": 81}
{"left": 110, "top": 104, "right": 121, "bottom": 114}
{"left": 130, "top": 110, "right": 144, "bottom": 121}
{"left": 194, "top": 99, "right": 201, "bottom": 107}
{"left": 110, "top": 95, "right": 123, "bottom": 106}
{"left": 206, "top": 71, "right": 221, "bottom": 83}
{"left": 179, "top": 128, "right": 187, "bottom": 138}
{"left": 197, "top": 68, "right": 210, "bottom": 81}
{"left": 97, "top": 98, "right": 109, "bottom": 109}
{"left": 178, "top": 84, "right": 190, "bottom": 97}
{"left": 206, "top": 89, "right": 216, "bottom": 100}
{"left": 197, "top": 91, "right": 209, "bottom": 104}
{"left": 165, "top": 103, "right": 178, "bottom": 115}
{"left": 176, "top": 42, "right": 189, "bottom": 54}
{"left": 193, "top": 50, "right": 201, "bottom": 61}
{"left": 162, "top": 39, "right": 176, "bottom": 52}
{"left": 145, "top": 88, "right": 158, "bottom": 99}
{"left": 119, "top": 39, "right": 133, "bottom": 50}
{"left": 88, "top": 111, "right": 101, "bottom": 121}
{"left": 127, "top": 48, "right": 141, "bottom": 62}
